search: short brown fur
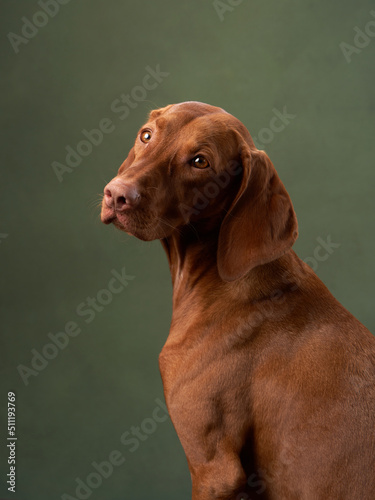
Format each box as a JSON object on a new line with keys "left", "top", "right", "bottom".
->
{"left": 101, "top": 101, "right": 375, "bottom": 500}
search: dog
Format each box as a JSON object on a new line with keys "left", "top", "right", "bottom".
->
{"left": 101, "top": 101, "right": 375, "bottom": 500}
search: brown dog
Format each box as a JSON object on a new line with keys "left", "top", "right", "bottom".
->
{"left": 101, "top": 101, "right": 375, "bottom": 500}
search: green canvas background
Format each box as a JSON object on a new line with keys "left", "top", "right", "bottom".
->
{"left": 1, "top": 1, "right": 374, "bottom": 499}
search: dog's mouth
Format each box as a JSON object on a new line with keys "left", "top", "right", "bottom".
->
{"left": 100, "top": 206, "right": 116, "bottom": 225}
{"left": 101, "top": 204, "right": 132, "bottom": 230}
{"left": 101, "top": 201, "right": 180, "bottom": 242}
{"left": 100, "top": 201, "right": 159, "bottom": 240}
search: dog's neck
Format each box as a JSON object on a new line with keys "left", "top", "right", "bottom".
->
{"left": 161, "top": 223, "right": 303, "bottom": 311}
{"left": 161, "top": 224, "right": 219, "bottom": 303}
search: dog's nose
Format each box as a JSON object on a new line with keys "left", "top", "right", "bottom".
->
{"left": 104, "top": 178, "right": 140, "bottom": 211}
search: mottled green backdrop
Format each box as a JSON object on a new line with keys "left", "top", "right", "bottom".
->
{"left": 1, "top": 1, "right": 374, "bottom": 499}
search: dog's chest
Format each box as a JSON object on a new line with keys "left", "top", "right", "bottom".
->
{"left": 159, "top": 334, "right": 252, "bottom": 415}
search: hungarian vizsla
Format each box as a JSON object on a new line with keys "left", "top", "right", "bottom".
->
{"left": 101, "top": 101, "right": 375, "bottom": 500}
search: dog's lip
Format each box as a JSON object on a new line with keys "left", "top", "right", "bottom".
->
{"left": 101, "top": 207, "right": 117, "bottom": 225}
{"left": 101, "top": 207, "right": 134, "bottom": 233}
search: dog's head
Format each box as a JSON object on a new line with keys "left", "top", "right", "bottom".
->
{"left": 101, "top": 101, "right": 298, "bottom": 280}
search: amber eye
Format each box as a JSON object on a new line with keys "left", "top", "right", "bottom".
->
{"left": 140, "top": 130, "right": 152, "bottom": 143}
{"left": 191, "top": 156, "right": 209, "bottom": 169}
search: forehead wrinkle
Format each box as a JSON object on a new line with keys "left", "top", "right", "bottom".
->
{"left": 152, "top": 106, "right": 225, "bottom": 135}
{"left": 145, "top": 113, "right": 200, "bottom": 157}
{"left": 184, "top": 117, "right": 234, "bottom": 149}
{"left": 143, "top": 112, "right": 238, "bottom": 167}
{"left": 154, "top": 116, "right": 167, "bottom": 130}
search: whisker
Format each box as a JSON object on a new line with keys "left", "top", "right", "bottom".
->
{"left": 186, "top": 221, "right": 201, "bottom": 241}
{"left": 156, "top": 216, "right": 183, "bottom": 237}
{"left": 87, "top": 194, "right": 104, "bottom": 210}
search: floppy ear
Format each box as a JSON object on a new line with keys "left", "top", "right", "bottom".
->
{"left": 217, "top": 147, "right": 298, "bottom": 282}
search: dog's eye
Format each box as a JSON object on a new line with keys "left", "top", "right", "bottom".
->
{"left": 140, "top": 130, "right": 152, "bottom": 143}
{"left": 191, "top": 156, "right": 209, "bottom": 169}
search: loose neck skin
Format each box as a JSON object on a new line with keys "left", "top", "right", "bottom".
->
{"left": 160, "top": 222, "right": 306, "bottom": 314}
{"left": 161, "top": 224, "right": 220, "bottom": 308}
